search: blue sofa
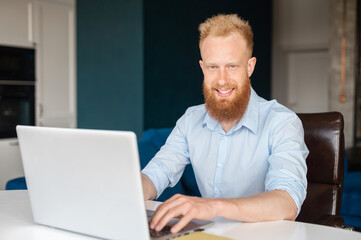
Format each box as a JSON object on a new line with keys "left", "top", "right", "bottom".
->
{"left": 341, "top": 155, "right": 361, "bottom": 229}
{"left": 137, "top": 128, "right": 200, "bottom": 201}
{"left": 6, "top": 128, "right": 361, "bottom": 229}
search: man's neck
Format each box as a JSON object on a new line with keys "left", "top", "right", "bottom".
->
{"left": 221, "top": 119, "right": 241, "bottom": 133}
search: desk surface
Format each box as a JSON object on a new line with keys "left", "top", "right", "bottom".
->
{"left": 0, "top": 190, "right": 360, "bottom": 240}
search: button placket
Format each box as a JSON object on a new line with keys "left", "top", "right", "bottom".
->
{"left": 214, "top": 135, "right": 228, "bottom": 197}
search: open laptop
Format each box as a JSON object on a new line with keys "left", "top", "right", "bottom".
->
{"left": 16, "top": 126, "right": 213, "bottom": 240}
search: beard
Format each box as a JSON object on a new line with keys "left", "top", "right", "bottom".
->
{"left": 203, "top": 79, "right": 251, "bottom": 123}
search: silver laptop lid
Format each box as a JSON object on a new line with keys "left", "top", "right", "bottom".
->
{"left": 16, "top": 126, "right": 150, "bottom": 240}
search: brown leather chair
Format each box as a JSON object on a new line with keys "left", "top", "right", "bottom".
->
{"left": 296, "top": 112, "right": 345, "bottom": 227}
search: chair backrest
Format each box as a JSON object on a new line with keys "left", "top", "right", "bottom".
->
{"left": 296, "top": 112, "right": 345, "bottom": 223}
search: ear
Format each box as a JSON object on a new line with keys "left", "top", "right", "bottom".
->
{"left": 247, "top": 57, "right": 257, "bottom": 77}
{"left": 199, "top": 60, "right": 205, "bottom": 74}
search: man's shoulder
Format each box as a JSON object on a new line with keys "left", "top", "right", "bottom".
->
{"left": 258, "top": 97, "right": 299, "bottom": 124}
{"left": 174, "top": 104, "right": 206, "bottom": 128}
{"left": 184, "top": 104, "right": 207, "bottom": 116}
{"left": 173, "top": 104, "right": 207, "bottom": 136}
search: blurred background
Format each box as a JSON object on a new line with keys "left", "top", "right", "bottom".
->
{"left": 1, "top": 0, "right": 361, "bottom": 230}
{"left": 0, "top": 0, "right": 360, "bottom": 215}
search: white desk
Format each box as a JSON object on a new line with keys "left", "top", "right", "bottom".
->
{"left": 0, "top": 190, "right": 360, "bottom": 240}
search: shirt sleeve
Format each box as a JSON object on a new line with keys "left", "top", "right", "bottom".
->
{"left": 141, "top": 113, "right": 190, "bottom": 198}
{"left": 265, "top": 113, "right": 309, "bottom": 216}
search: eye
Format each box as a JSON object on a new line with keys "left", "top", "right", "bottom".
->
{"left": 208, "top": 65, "right": 217, "bottom": 70}
{"left": 228, "top": 65, "right": 237, "bottom": 69}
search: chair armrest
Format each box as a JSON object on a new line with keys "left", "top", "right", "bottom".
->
{"left": 313, "top": 215, "right": 345, "bottom": 227}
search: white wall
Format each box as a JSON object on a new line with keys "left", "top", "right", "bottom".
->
{"left": 272, "top": 0, "right": 357, "bottom": 148}
{"left": 272, "top": 0, "right": 330, "bottom": 113}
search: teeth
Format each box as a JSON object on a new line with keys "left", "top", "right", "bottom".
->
{"left": 218, "top": 89, "right": 232, "bottom": 94}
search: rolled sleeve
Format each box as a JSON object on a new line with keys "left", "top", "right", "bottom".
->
{"left": 142, "top": 160, "right": 174, "bottom": 199}
{"left": 266, "top": 114, "right": 308, "bottom": 215}
{"left": 141, "top": 114, "right": 191, "bottom": 198}
{"left": 266, "top": 170, "right": 307, "bottom": 215}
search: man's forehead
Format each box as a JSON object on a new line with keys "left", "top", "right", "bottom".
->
{"left": 201, "top": 32, "right": 246, "bottom": 47}
{"left": 200, "top": 33, "right": 250, "bottom": 60}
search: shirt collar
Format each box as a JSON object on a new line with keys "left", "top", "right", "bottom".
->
{"left": 202, "top": 87, "right": 259, "bottom": 135}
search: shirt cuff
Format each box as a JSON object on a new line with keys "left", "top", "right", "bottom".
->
{"left": 141, "top": 160, "right": 172, "bottom": 199}
{"left": 267, "top": 181, "right": 306, "bottom": 216}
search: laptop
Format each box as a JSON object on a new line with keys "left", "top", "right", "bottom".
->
{"left": 16, "top": 126, "right": 213, "bottom": 240}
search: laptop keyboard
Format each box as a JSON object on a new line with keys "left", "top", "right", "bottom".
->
{"left": 149, "top": 224, "right": 172, "bottom": 238}
{"left": 147, "top": 210, "right": 185, "bottom": 238}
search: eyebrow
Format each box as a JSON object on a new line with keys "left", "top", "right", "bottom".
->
{"left": 203, "top": 62, "right": 217, "bottom": 66}
{"left": 204, "top": 62, "right": 241, "bottom": 66}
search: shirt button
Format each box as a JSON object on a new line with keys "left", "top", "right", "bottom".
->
{"left": 215, "top": 189, "right": 220, "bottom": 194}
{"left": 217, "top": 163, "right": 222, "bottom": 167}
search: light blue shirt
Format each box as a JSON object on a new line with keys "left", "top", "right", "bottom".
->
{"left": 142, "top": 88, "right": 308, "bottom": 214}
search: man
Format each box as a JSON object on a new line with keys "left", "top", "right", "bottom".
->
{"left": 142, "top": 14, "right": 308, "bottom": 234}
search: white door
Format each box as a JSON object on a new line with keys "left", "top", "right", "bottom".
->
{"left": 0, "top": 0, "right": 34, "bottom": 48}
{"left": 0, "top": 139, "right": 24, "bottom": 190}
{"left": 34, "top": 0, "right": 76, "bottom": 128}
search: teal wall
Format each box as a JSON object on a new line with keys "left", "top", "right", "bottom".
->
{"left": 77, "top": 1, "right": 271, "bottom": 136}
{"left": 144, "top": 0, "right": 272, "bottom": 129}
{"left": 77, "top": 0, "right": 143, "bottom": 137}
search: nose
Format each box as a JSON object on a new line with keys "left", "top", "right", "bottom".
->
{"left": 217, "top": 67, "right": 228, "bottom": 86}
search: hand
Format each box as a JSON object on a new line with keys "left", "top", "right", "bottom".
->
{"left": 150, "top": 194, "right": 218, "bottom": 233}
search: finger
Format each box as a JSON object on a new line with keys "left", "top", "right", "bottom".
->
{"left": 163, "top": 193, "right": 183, "bottom": 203}
{"left": 171, "top": 213, "right": 193, "bottom": 233}
{"left": 151, "top": 201, "right": 183, "bottom": 228}
{"left": 154, "top": 204, "right": 188, "bottom": 232}
{"left": 151, "top": 196, "right": 188, "bottom": 228}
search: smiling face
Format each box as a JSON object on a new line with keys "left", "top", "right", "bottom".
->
{"left": 200, "top": 32, "right": 256, "bottom": 124}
